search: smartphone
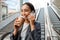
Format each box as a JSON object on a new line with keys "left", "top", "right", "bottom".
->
{"left": 30, "top": 11, "right": 35, "bottom": 16}
{"left": 27, "top": 11, "right": 36, "bottom": 21}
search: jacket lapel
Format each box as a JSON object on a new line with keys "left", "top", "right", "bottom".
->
{"left": 25, "top": 24, "right": 31, "bottom": 40}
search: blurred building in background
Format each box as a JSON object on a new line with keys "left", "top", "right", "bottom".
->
{"left": 0, "top": 0, "right": 8, "bottom": 22}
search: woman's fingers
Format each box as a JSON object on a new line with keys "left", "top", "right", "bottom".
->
{"left": 14, "top": 20, "right": 21, "bottom": 27}
{"left": 28, "top": 14, "right": 35, "bottom": 21}
{"left": 14, "top": 22, "right": 20, "bottom": 25}
{"left": 14, "top": 17, "right": 25, "bottom": 28}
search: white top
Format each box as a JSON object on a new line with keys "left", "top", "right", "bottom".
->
{"left": 21, "top": 23, "right": 29, "bottom": 40}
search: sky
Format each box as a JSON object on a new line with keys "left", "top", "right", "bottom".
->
{"left": 5, "top": 0, "right": 20, "bottom": 12}
{"left": 23, "top": 0, "right": 28, "bottom": 3}
{"left": 4, "top": 0, "right": 29, "bottom": 12}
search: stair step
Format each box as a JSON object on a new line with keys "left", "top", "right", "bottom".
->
{"left": 41, "top": 32, "right": 45, "bottom": 35}
{"left": 41, "top": 38, "right": 45, "bottom": 40}
{"left": 53, "top": 23, "right": 60, "bottom": 24}
{"left": 41, "top": 24, "right": 45, "bottom": 26}
{"left": 41, "top": 26, "right": 45, "bottom": 29}
{"left": 56, "top": 28, "right": 60, "bottom": 30}
{"left": 53, "top": 24, "right": 60, "bottom": 28}
{"left": 41, "top": 35, "right": 45, "bottom": 38}
{"left": 41, "top": 29, "right": 45, "bottom": 32}
{"left": 51, "top": 21, "right": 60, "bottom": 23}
{"left": 51, "top": 20, "right": 59, "bottom": 21}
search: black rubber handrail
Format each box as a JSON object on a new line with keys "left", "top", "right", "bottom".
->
{"left": 0, "top": 32, "right": 12, "bottom": 40}
{"left": 50, "top": 7, "right": 60, "bottom": 21}
{"left": 0, "top": 32, "right": 11, "bottom": 40}
{"left": 53, "top": 27, "right": 60, "bottom": 35}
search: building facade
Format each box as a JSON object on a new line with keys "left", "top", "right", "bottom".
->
{"left": 0, "top": 0, "right": 8, "bottom": 22}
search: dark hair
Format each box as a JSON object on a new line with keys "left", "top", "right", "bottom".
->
{"left": 23, "top": 2, "right": 35, "bottom": 13}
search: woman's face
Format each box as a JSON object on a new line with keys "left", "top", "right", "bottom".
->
{"left": 21, "top": 4, "right": 31, "bottom": 17}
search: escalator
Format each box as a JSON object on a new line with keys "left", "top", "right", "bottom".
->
{"left": 0, "top": 20, "right": 14, "bottom": 40}
{"left": 37, "top": 8, "right": 45, "bottom": 40}
{"left": 48, "top": 6, "right": 60, "bottom": 38}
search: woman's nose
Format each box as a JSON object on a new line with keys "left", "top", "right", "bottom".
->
{"left": 22, "top": 12, "right": 26, "bottom": 16}
{"left": 23, "top": 13, "right": 26, "bottom": 16}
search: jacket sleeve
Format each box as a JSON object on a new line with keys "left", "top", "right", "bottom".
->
{"left": 10, "top": 26, "right": 23, "bottom": 40}
{"left": 10, "top": 32, "right": 19, "bottom": 40}
{"left": 31, "top": 22, "right": 41, "bottom": 40}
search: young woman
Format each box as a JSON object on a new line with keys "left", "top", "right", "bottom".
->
{"left": 10, "top": 2, "right": 41, "bottom": 40}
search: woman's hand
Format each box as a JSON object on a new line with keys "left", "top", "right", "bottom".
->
{"left": 28, "top": 14, "right": 35, "bottom": 31}
{"left": 13, "top": 17, "right": 25, "bottom": 36}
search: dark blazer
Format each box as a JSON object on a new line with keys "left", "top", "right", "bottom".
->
{"left": 10, "top": 21, "right": 41, "bottom": 40}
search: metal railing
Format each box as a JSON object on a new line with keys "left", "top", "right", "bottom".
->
{"left": 44, "top": 6, "right": 60, "bottom": 40}
{"left": 50, "top": 3, "right": 60, "bottom": 20}
{"left": 35, "top": 8, "right": 41, "bottom": 21}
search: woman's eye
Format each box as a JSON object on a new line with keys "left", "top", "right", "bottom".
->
{"left": 24, "top": 9, "right": 29, "bottom": 12}
{"left": 21, "top": 9, "right": 29, "bottom": 12}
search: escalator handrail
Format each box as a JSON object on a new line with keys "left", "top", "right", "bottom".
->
{"left": 53, "top": 27, "right": 60, "bottom": 35}
{"left": 0, "top": 31, "right": 12, "bottom": 40}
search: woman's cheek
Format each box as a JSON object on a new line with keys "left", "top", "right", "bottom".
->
{"left": 21, "top": 12, "right": 23, "bottom": 16}
{"left": 21, "top": 13, "right": 26, "bottom": 16}
{"left": 25, "top": 12, "right": 30, "bottom": 16}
